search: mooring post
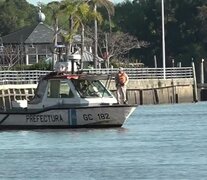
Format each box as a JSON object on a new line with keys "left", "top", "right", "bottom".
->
{"left": 201, "top": 58, "right": 204, "bottom": 86}
{"left": 140, "top": 90, "right": 143, "bottom": 105}
{"left": 192, "top": 62, "right": 198, "bottom": 102}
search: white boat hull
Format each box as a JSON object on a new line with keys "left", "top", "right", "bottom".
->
{"left": 0, "top": 105, "right": 136, "bottom": 129}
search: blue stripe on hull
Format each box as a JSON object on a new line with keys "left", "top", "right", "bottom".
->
{"left": 71, "top": 109, "right": 77, "bottom": 126}
{"left": 68, "top": 109, "right": 77, "bottom": 126}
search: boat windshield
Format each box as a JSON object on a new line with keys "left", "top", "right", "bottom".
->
{"left": 71, "top": 79, "right": 111, "bottom": 98}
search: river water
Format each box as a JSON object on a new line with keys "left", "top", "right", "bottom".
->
{"left": 0, "top": 102, "right": 207, "bottom": 180}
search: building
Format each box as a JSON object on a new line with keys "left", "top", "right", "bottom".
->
{"left": 0, "top": 8, "right": 103, "bottom": 69}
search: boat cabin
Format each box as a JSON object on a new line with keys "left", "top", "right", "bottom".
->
{"left": 22, "top": 72, "right": 118, "bottom": 109}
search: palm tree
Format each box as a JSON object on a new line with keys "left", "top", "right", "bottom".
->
{"left": 46, "top": 1, "right": 61, "bottom": 69}
{"left": 88, "top": 0, "right": 114, "bottom": 68}
{"left": 59, "top": 0, "right": 102, "bottom": 68}
{"left": 59, "top": 0, "right": 82, "bottom": 58}
{"left": 74, "top": 2, "right": 102, "bottom": 69}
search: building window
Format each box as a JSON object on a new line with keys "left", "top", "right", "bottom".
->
{"left": 28, "top": 55, "right": 37, "bottom": 64}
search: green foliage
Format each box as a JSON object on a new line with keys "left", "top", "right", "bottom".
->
{"left": 112, "top": 0, "right": 207, "bottom": 67}
{"left": 1, "top": 0, "right": 207, "bottom": 70}
{"left": 0, "top": 0, "right": 37, "bottom": 36}
{"left": 13, "top": 62, "right": 52, "bottom": 70}
{"left": 28, "top": 62, "right": 52, "bottom": 70}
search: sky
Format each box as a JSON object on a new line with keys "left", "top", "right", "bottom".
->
{"left": 27, "top": 0, "right": 124, "bottom": 6}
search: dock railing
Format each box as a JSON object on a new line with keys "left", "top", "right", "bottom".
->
{"left": 0, "top": 70, "right": 50, "bottom": 85}
{"left": 84, "top": 67, "right": 193, "bottom": 79}
{"left": 0, "top": 67, "right": 193, "bottom": 85}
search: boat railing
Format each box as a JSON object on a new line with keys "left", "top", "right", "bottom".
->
{"left": 0, "top": 67, "right": 193, "bottom": 85}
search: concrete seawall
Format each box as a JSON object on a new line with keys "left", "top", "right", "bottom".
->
{"left": 108, "top": 78, "right": 196, "bottom": 104}
{"left": 0, "top": 78, "right": 196, "bottom": 108}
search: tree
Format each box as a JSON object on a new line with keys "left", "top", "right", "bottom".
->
{"left": 113, "top": 0, "right": 159, "bottom": 66}
{"left": 88, "top": 0, "right": 115, "bottom": 68}
{"left": 59, "top": 0, "right": 78, "bottom": 57}
{"left": 73, "top": 2, "right": 102, "bottom": 68}
{"left": 0, "top": 45, "right": 23, "bottom": 70}
{"left": 45, "top": 1, "right": 62, "bottom": 69}
{"left": 98, "top": 31, "right": 149, "bottom": 63}
{"left": 57, "top": 0, "right": 102, "bottom": 69}
{"left": 112, "top": 0, "right": 206, "bottom": 67}
{"left": 0, "top": 0, "right": 36, "bottom": 36}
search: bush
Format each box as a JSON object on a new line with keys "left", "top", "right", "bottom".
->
{"left": 13, "top": 62, "right": 52, "bottom": 70}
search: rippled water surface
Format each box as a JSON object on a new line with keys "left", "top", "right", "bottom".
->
{"left": 0, "top": 102, "right": 207, "bottom": 180}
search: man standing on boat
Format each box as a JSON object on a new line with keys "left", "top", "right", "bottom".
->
{"left": 115, "top": 67, "right": 129, "bottom": 104}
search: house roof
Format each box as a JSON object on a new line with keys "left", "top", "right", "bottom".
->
{"left": 1, "top": 23, "right": 92, "bottom": 46}
{"left": 1, "top": 23, "right": 62, "bottom": 44}
{"left": 1, "top": 22, "right": 102, "bottom": 63}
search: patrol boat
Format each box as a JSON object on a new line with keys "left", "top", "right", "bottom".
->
{"left": 0, "top": 71, "right": 137, "bottom": 129}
